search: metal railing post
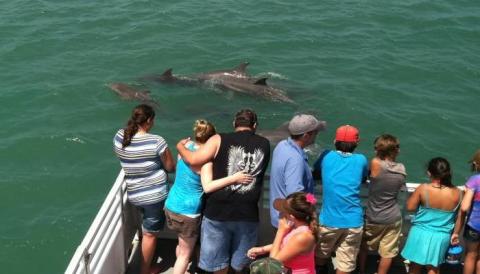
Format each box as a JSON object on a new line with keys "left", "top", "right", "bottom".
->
{"left": 82, "top": 249, "right": 91, "bottom": 274}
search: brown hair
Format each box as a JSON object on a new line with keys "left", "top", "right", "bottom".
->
{"left": 193, "top": 119, "right": 216, "bottom": 144}
{"left": 122, "top": 104, "right": 155, "bottom": 148}
{"left": 471, "top": 149, "right": 480, "bottom": 172}
{"left": 427, "top": 157, "right": 453, "bottom": 187}
{"left": 234, "top": 109, "right": 257, "bottom": 129}
{"left": 285, "top": 192, "right": 319, "bottom": 241}
{"left": 374, "top": 134, "right": 400, "bottom": 160}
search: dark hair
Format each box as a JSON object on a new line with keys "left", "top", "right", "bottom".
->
{"left": 234, "top": 109, "right": 257, "bottom": 129}
{"left": 285, "top": 192, "right": 318, "bottom": 241}
{"left": 335, "top": 141, "right": 357, "bottom": 153}
{"left": 193, "top": 119, "right": 216, "bottom": 144}
{"left": 374, "top": 134, "right": 400, "bottom": 160}
{"left": 290, "top": 133, "right": 303, "bottom": 140}
{"left": 427, "top": 157, "right": 453, "bottom": 187}
{"left": 122, "top": 104, "right": 155, "bottom": 148}
{"left": 290, "top": 130, "right": 316, "bottom": 141}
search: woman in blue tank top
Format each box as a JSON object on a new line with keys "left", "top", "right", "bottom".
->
{"left": 401, "top": 157, "right": 462, "bottom": 274}
{"left": 164, "top": 120, "right": 253, "bottom": 274}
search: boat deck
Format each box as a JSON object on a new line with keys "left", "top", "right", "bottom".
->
{"left": 126, "top": 237, "right": 463, "bottom": 274}
{"left": 125, "top": 202, "right": 465, "bottom": 274}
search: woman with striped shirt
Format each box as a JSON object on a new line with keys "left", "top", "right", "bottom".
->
{"left": 114, "top": 104, "right": 175, "bottom": 274}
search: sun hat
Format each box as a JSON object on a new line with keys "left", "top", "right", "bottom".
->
{"left": 335, "top": 125, "right": 359, "bottom": 142}
{"left": 250, "top": 257, "right": 286, "bottom": 274}
{"left": 273, "top": 198, "right": 293, "bottom": 215}
{"left": 288, "top": 114, "right": 326, "bottom": 135}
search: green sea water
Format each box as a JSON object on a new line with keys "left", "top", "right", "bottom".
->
{"left": 1, "top": 0, "right": 479, "bottom": 273}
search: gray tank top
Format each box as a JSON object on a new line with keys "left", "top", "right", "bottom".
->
{"left": 365, "top": 160, "right": 407, "bottom": 224}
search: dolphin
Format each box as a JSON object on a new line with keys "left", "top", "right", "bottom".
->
{"left": 258, "top": 120, "right": 327, "bottom": 144}
{"left": 139, "top": 62, "right": 295, "bottom": 103}
{"left": 216, "top": 77, "right": 295, "bottom": 104}
{"left": 195, "top": 62, "right": 250, "bottom": 81}
{"left": 140, "top": 62, "right": 250, "bottom": 84}
{"left": 139, "top": 69, "right": 197, "bottom": 85}
{"left": 257, "top": 122, "right": 291, "bottom": 144}
{"left": 109, "top": 83, "right": 159, "bottom": 106}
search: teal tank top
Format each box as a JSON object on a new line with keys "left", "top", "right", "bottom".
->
{"left": 412, "top": 185, "right": 462, "bottom": 234}
{"left": 165, "top": 143, "right": 204, "bottom": 215}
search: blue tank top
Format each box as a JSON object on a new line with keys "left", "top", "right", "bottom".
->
{"left": 412, "top": 185, "right": 462, "bottom": 234}
{"left": 165, "top": 143, "right": 204, "bottom": 215}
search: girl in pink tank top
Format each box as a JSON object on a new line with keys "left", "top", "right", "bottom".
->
{"left": 248, "top": 192, "right": 318, "bottom": 274}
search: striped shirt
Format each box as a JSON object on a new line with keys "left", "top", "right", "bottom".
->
{"left": 113, "top": 129, "right": 168, "bottom": 206}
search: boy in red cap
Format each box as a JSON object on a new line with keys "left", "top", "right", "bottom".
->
{"left": 312, "top": 125, "right": 368, "bottom": 274}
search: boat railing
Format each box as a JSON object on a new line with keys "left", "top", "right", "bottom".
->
{"left": 65, "top": 169, "right": 141, "bottom": 274}
{"left": 66, "top": 170, "right": 461, "bottom": 274}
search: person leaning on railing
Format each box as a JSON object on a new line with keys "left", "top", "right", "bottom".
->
{"left": 358, "top": 134, "right": 407, "bottom": 274}
{"left": 451, "top": 149, "right": 480, "bottom": 274}
{"left": 164, "top": 119, "right": 253, "bottom": 274}
{"left": 313, "top": 125, "right": 368, "bottom": 274}
{"left": 401, "top": 157, "right": 462, "bottom": 274}
{"left": 113, "top": 104, "right": 176, "bottom": 274}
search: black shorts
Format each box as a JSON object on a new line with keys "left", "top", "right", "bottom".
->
{"left": 464, "top": 225, "right": 480, "bottom": 242}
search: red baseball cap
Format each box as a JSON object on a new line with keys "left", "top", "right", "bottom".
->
{"left": 335, "top": 125, "right": 359, "bottom": 142}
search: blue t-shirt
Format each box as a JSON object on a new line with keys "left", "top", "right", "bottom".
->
{"left": 314, "top": 150, "right": 368, "bottom": 228}
{"left": 165, "top": 143, "right": 204, "bottom": 215}
{"left": 466, "top": 174, "right": 480, "bottom": 231}
{"left": 269, "top": 138, "right": 314, "bottom": 227}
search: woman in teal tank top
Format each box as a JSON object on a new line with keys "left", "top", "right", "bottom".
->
{"left": 401, "top": 157, "right": 462, "bottom": 274}
{"left": 164, "top": 120, "right": 253, "bottom": 274}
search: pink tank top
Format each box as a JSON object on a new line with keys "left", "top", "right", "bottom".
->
{"left": 280, "top": 225, "right": 315, "bottom": 274}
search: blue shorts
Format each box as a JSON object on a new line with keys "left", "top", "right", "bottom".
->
{"left": 138, "top": 200, "right": 166, "bottom": 234}
{"left": 199, "top": 216, "right": 258, "bottom": 272}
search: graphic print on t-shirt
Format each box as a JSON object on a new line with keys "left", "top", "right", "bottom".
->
{"left": 226, "top": 145, "right": 265, "bottom": 193}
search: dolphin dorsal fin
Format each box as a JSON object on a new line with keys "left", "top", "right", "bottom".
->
{"left": 162, "top": 68, "right": 173, "bottom": 77}
{"left": 254, "top": 78, "right": 268, "bottom": 86}
{"left": 235, "top": 62, "right": 249, "bottom": 73}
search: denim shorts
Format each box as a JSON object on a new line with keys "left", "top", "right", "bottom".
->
{"left": 137, "top": 200, "right": 166, "bottom": 234}
{"left": 199, "top": 216, "right": 258, "bottom": 272}
{"left": 464, "top": 225, "right": 480, "bottom": 242}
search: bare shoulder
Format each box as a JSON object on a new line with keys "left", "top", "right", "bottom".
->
{"left": 208, "top": 134, "right": 221, "bottom": 146}
{"left": 414, "top": 183, "right": 427, "bottom": 197}
{"left": 370, "top": 157, "right": 383, "bottom": 177}
{"left": 371, "top": 157, "right": 382, "bottom": 166}
{"left": 290, "top": 230, "right": 315, "bottom": 246}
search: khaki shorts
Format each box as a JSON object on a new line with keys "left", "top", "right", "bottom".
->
{"left": 362, "top": 219, "right": 402, "bottom": 258}
{"left": 316, "top": 226, "right": 363, "bottom": 273}
{"left": 164, "top": 208, "right": 201, "bottom": 239}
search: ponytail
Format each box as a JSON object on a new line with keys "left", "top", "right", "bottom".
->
{"left": 308, "top": 208, "right": 319, "bottom": 242}
{"left": 122, "top": 104, "right": 155, "bottom": 148}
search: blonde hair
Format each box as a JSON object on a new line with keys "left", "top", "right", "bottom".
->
{"left": 193, "top": 119, "right": 216, "bottom": 144}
